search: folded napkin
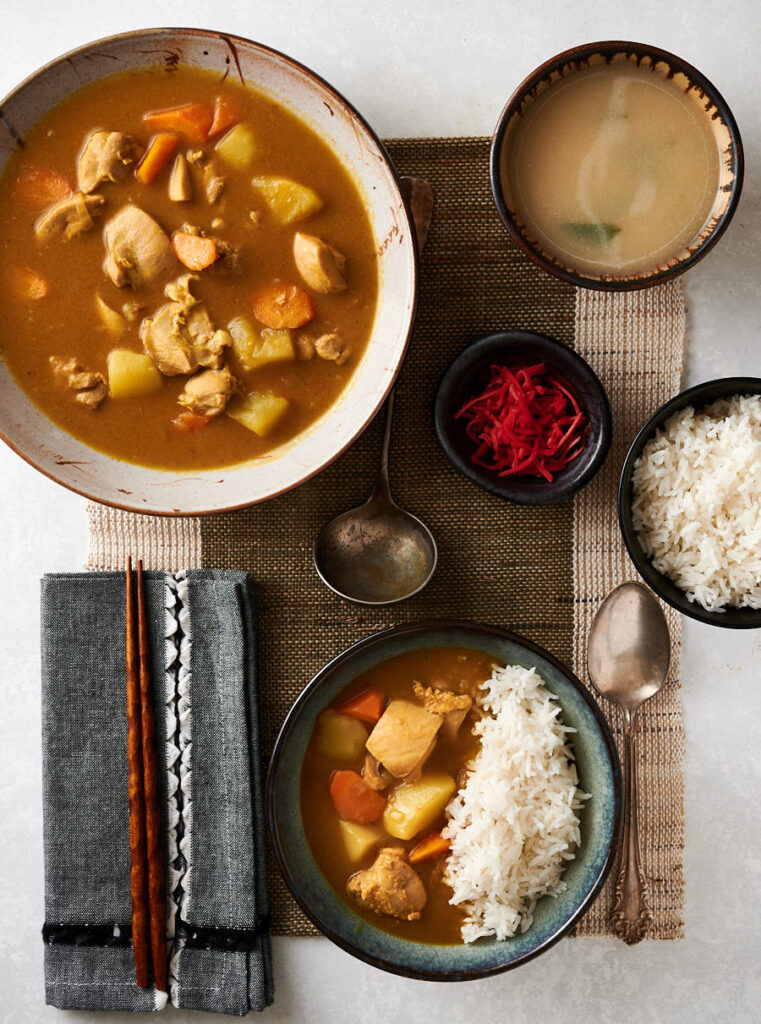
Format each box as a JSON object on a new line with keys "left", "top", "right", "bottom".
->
{"left": 40, "top": 570, "right": 274, "bottom": 1015}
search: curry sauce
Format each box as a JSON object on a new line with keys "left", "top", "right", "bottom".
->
{"left": 301, "top": 647, "right": 500, "bottom": 945}
{"left": 0, "top": 66, "right": 378, "bottom": 469}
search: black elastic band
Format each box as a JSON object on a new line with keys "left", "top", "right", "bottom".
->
{"left": 42, "top": 915, "right": 271, "bottom": 953}
{"left": 42, "top": 923, "right": 132, "bottom": 947}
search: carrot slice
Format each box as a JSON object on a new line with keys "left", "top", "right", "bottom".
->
{"left": 208, "top": 95, "right": 241, "bottom": 139}
{"left": 143, "top": 103, "right": 213, "bottom": 144}
{"left": 336, "top": 689, "right": 385, "bottom": 726}
{"left": 252, "top": 280, "right": 314, "bottom": 329}
{"left": 408, "top": 831, "right": 451, "bottom": 865}
{"left": 171, "top": 412, "right": 210, "bottom": 432}
{"left": 13, "top": 167, "right": 72, "bottom": 207}
{"left": 329, "top": 770, "right": 386, "bottom": 825}
{"left": 6, "top": 265, "right": 49, "bottom": 301}
{"left": 172, "top": 232, "right": 219, "bottom": 271}
{"left": 135, "top": 134, "right": 180, "bottom": 185}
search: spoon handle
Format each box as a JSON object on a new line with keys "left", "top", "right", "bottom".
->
{"left": 611, "top": 712, "right": 653, "bottom": 944}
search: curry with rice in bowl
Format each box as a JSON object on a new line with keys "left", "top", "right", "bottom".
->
{"left": 0, "top": 65, "right": 378, "bottom": 470}
{"left": 301, "top": 646, "right": 588, "bottom": 944}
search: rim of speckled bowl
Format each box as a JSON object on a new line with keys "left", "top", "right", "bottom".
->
{"left": 490, "top": 40, "right": 744, "bottom": 291}
{"left": 267, "top": 619, "right": 623, "bottom": 980}
{"left": 619, "top": 376, "right": 761, "bottom": 629}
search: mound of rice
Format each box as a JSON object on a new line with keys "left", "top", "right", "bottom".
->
{"left": 443, "top": 664, "right": 587, "bottom": 943}
{"left": 631, "top": 394, "right": 761, "bottom": 611}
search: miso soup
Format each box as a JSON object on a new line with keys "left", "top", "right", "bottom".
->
{"left": 501, "top": 61, "right": 723, "bottom": 277}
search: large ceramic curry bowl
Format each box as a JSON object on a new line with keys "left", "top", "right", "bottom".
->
{"left": 0, "top": 29, "right": 416, "bottom": 514}
{"left": 268, "top": 620, "right": 622, "bottom": 981}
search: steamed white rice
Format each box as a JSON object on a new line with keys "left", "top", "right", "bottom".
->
{"left": 443, "top": 664, "right": 587, "bottom": 943}
{"left": 631, "top": 394, "right": 761, "bottom": 612}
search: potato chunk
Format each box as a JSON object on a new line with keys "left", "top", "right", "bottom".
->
{"left": 229, "top": 316, "right": 295, "bottom": 370}
{"left": 215, "top": 123, "right": 257, "bottom": 169}
{"left": 227, "top": 391, "right": 289, "bottom": 436}
{"left": 107, "top": 349, "right": 163, "bottom": 399}
{"left": 315, "top": 710, "right": 368, "bottom": 762}
{"left": 251, "top": 175, "right": 323, "bottom": 225}
{"left": 338, "top": 820, "right": 386, "bottom": 864}
{"left": 257, "top": 329, "right": 295, "bottom": 364}
{"left": 382, "top": 772, "right": 456, "bottom": 841}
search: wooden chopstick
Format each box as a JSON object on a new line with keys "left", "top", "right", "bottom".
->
{"left": 136, "top": 560, "right": 168, "bottom": 994}
{"left": 125, "top": 559, "right": 168, "bottom": 992}
{"left": 125, "top": 556, "right": 151, "bottom": 987}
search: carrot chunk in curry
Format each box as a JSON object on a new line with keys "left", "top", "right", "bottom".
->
{"left": 143, "top": 102, "right": 214, "bottom": 144}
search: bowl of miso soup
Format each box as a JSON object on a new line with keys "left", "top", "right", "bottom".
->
{"left": 491, "top": 41, "right": 743, "bottom": 290}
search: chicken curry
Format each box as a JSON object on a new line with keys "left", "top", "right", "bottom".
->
{"left": 301, "top": 647, "right": 500, "bottom": 944}
{"left": 0, "top": 67, "right": 378, "bottom": 469}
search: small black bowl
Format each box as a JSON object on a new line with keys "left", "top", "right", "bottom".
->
{"left": 619, "top": 377, "right": 761, "bottom": 629}
{"left": 490, "top": 40, "right": 744, "bottom": 292}
{"left": 434, "top": 330, "right": 612, "bottom": 505}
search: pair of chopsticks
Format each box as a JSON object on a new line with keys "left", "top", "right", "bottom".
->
{"left": 125, "top": 557, "right": 167, "bottom": 992}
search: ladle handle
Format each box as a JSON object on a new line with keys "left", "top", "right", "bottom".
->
{"left": 373, "top": 388, "right": 395, "bottom": 501}
{"left": 611, "top": 711, "right": 653, "bottom": 944}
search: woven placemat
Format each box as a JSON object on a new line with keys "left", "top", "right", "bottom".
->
{"left": 87, "top": 137, "right": 685, "bottom": 940}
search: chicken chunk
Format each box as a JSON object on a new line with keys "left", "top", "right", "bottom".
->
{"left": 35, "top": 192, "right": 105, "bottom": 241}
{"left": 293, "top": 232, "right": 347, "bottom": 293}
{"left": 164, "top": 272, "right": 199, "bottom": 309}
{"left": 314, "top": 332, "right": 349, "bottom": 365}
{"left": 347, "top": 847, "right": 427, "bottom": 922}
{"left": 365, "top": 700, "right": 442, "bottom": 780}
{"left": 168, "top": 153, "right": 193, "bottom": 202}
{"left": 178, "top": 366, "right": 237, "bottom": 417}
{"left": 103, "top": 205, "right": 174, "bottom": 289}
{"left": 141, "top": 303, "right": 231, "bottom": 376}
{"left": 294, "top": 333, "right": 315, "bottom": 360}
{"left": 50, "top": 357, "right": 107, "bottom": 409}
{"left": 361, "top": 752, "right": 393, "bottom": 792}
{"left": 141, "top": 274, "right": 231, "bottom": 375}
{"left": 78, "top": 130, "right": 140, "bottom": 193}
{"left": 204, "top": 167, "right": 226, "bottom": 204}
{"left": 413, "top": 681, "right": 473, "bottom": 740}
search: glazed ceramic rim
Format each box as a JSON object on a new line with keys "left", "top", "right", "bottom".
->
{"left": 0, "top": 27, "right": 418, "bottom": 516}
{"left": 618, "top": 377, "right": 761, "bottom": 628}
{"left": 433, "top": 330, "right": 612, "bottom": 505}
{"left": 490, "top": 39, "right": 744, "bottom": 292}
{"left": 267, "top": 618, "right": 623, "bottom": 980}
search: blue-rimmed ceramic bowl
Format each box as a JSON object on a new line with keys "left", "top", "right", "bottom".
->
{"left": 267, "top": 620, "right": 622, "bottom": 980}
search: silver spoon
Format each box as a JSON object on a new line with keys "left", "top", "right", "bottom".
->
{"left": 587, "top": 580, "right": 671, "bottom": 944}
{"left": 314, "top": 177, "right": 436, "bottom": 605}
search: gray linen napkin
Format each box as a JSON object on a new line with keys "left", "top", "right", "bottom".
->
{"left": 40, "top": 570, "right": 274, "bottom": 1015}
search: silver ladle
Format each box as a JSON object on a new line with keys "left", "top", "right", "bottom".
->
{"left": 313, "top": 177, "right": 436, "bottom": 605}
{"left": 587, "top": 580, "right": 671, "bottom": 944}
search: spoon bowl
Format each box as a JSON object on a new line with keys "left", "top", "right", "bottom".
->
{"left": 588, "top": 581, "right": 670, "bottom": 710}
{"left": 314, "top": 489, "right": 438, "bottom": 605}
